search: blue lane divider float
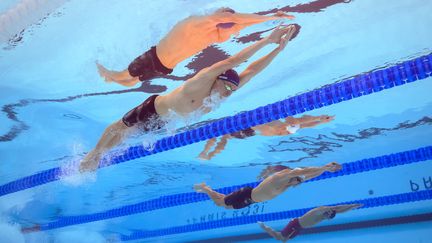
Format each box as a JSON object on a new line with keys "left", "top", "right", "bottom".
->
{"left": 21, "top": 145, "right": 431, "bottom": 231}
{"left": 1, "top": 53, "right": 431, "bottom": 198}
{"left": 120, "top": 189, "right": 432, "bottom": 241}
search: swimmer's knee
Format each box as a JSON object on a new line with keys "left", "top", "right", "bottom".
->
{"left": 104, "top": 120, "right": 131, "bottom": 137}
{"left": 216, "top": 198, "right": 227, "bottom": 207}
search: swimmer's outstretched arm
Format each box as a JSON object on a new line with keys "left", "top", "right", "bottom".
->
{"left": 284, "top": 115, "right": 318, "bottom": 125}
{"left": 237, "top": 25, "right": 296, "bottom": 88}
{"left": 288, "top": 162, "right": 341, "bottom": 180}
{"left": 306, "top": 204, "right": 363, "bottom": 220}
{"left": 184, "top": 27, "right": 277, "bottom": 91}
{"left": 213, "top": 11, "right": 294, "bottom": 25}
{"left": 327, "top": 204, "right": 363, "bottom": 213}
{"left": 284, "top": 115, "right": 335, "bottom": 128}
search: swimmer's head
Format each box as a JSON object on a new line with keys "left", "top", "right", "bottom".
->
{"left": 216, "top": 7, "right": 236, "bottom": 14}
{"left": 323, "top": 209, "right": 337, "bottom": 219}
{"left": 218, "top": 69, "right": 240, "bottom": 86}
{"left": 212, "top": 69, "right": 240, "bottom": 97}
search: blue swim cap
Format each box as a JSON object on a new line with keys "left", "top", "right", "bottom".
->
{"left": 217, "top": 69, "right": 240, "bottom": 86}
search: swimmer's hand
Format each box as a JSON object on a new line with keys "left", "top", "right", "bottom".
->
{"left": 267, "top": 25, "right": 297, "bottom": 52}
{"left": 193, "top": 182, "right": 207, "bottom": 193}
{"left": 267, "top": 25, "right": 291, "bottom": 44}
{"left": 325, "top": 162, "right": 342, "bottom": 172}
{"left": 352, "top": 203, "right": 364, "bottom": 209}
{"left": 274, "top": 11, "right": 295, "bottom": 20}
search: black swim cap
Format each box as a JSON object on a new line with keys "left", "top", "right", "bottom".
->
{"left": 220, "top": 7, "right": 235, "bottom": 14}
{"left": 217, "top": 69, "right": 240, "bottom": 86}
{"left": 328, "top": 210, "right": 336, "bottom": 219}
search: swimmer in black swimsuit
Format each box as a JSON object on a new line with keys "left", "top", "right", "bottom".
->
{"left": 193, "top": 162, "right": 341, "bottom": 209}
{"left": 80, "top": 26, "right": 298, "bottom": 172}
{"left": 198, "top": 115, "right": 335, "bottom": 160}
{"left": 258, "top": 204, "right": 362, "bottom": 242}
{"left": 96, "top": 9, "right": 295, "bottom": 87}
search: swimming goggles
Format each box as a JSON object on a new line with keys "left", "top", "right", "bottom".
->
{"left": 224, "top": 82, "right": 236, "bottom": 92}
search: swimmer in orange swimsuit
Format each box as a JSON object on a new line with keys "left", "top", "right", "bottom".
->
{"left": 97, "top": 8, "right": 294, "bottom": 87}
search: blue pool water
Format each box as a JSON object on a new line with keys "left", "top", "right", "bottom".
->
{"left": 0, "top": 0, "right": 431, "bottom": 242}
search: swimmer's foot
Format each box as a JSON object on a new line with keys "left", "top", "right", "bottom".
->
{"left": 96, "top": 62, "right": 115, "bottom": 83}
{"left": 198, "top": 152, "right": 210, "bottom": 161}
{"left": 79, "top": 151, "right": 101, "bottom": 172}
{"left": 96, "top": 63, "right": 140, "bottom": 87}
{"left": 257, "top": 221, "right": 267, "bottom": 230}
{"left": 258, "top": 221, "right": 286, "bottom": 242}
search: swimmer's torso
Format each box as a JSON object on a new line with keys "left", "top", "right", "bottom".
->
{"left": 298, "top": 209, "right": 324, "bottom": 228}
{"left": 155, "top": 85, "right": 214, "bottom": 117}
{"left": 157, "top": 14, "right": 239, "bottom": 68}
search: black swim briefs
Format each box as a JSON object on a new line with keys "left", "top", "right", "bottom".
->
{"left": 224, "top": 186, "right": 255, "bottom": 209}
{"left": 230, "top": 127, "right": 256, "bottom": 139}
{"left": 128, "top": 46, "right": 173, "bottom": 81}
{"left": 122, "top": 95, "right": 165, "bottom": 130}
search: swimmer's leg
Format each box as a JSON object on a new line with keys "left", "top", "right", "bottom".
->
{"left": 193, "top": 182, "right": 229, "bottom": 208}
{"left": 198, "top": 138, "right": 217, "bottom": 160}
{"left": 258, "top": 221, "right": 286, "bottom": 242}
{"left": 205, "top": 135, "right": 229, "bottom": 160}
{"left": 96, "top": 62, "right": 140, "bottom": 87}
{"left": 79, "top": 120, "right": 132, "bottom": 172}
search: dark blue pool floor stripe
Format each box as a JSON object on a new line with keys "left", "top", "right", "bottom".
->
{"left": 120, "top": 189, "right": 432, "bottom": 241}
{"left": 185, "top": 212, "right": 432, "bottom": 243}
{"left": 1, "top": 53, "right": 431, "bottom": 198}
{"left": 22, "top": 145, "right": 432, "bottom": 231}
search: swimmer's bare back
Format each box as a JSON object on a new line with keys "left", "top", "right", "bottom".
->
{"left": 156, "top": 11, "right": 294, "bottom": 69}
{"left": 156, "top": 16, "right": 239, "bottom": 68}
